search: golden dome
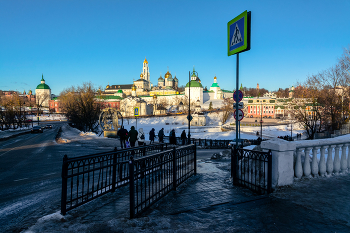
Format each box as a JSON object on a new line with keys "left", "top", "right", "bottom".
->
{"left": 144, "top": 58, "right": 148, "bottom": 64}
{"left": 140, "top": 73, "right": 143, "bottom": 78}
{"left": 164, "top": 71, "right": 171, "bottom": 79}
{"left": 132, "top": 84, "right": 136, "bottom": 91}
{"left": 214, "top": 76, "right": 217, "bottom": 79}
{"left": 106, "top": 84, "right": 110, "bottom": 89}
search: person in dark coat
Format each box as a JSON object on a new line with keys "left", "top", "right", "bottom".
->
{"left": 117, "top": 126, "right": 128, "bottom": 149}
{"left": 181, "top": 130, "right": 187, "bottom": 145}
{"left": 128, "top": 126, "right": 138, "bottom": 148}
{"left": 158, "top": 128, "right": 164, "bottom": 143}
{"left": 169, "top": 129, "right": 176, "bottom": 145}
{"left": 149, "top": 128, "right": 155, "bottom": 144}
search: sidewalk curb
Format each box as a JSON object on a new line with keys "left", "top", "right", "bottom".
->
{"left": 0, "top": 130, "right": 31, "bottom": 141}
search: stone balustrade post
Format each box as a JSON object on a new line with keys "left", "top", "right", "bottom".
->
{"left": 261, "top": 139, "right": 296, "bottom": 188}
{"left": 295, "top": 148, "right": 303, "bottom": 179}
{"left": 303, "top": 147, "right": 312, "bottom": 177}
{"left": 311, "top": 147, "right": 320, "bottom": 177}
{"left": 319, "top": 146, "right": 327, "bottom": 177}
{"left": 334, "top": 145, "right": 342, "bottom": 175}
{"left": 326, "top": 145, "right": 334, "bottom": 176}
{"left": 341, "top": 144, "right": 348, "bottom": 174}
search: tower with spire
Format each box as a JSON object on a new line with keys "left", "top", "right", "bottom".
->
{"left": 209, "top": 75, "right": 222, "bottom": 99}
{"left": 185, "top": 66, "right": 203, "bottom": 104}
{"left": 35, "top": 74, "right": 51, "bottom": 108}
{"left": 142, "top": 57, "right": 150, "bottom": 89}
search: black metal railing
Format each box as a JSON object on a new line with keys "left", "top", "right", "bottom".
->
{"left": 162, "top": 136, "right": 266, "bottom": 148}
{"left": 129, "top": 144, "right": 196, "bottom": 218}
{"left": 163, "top": 136, "right": 231, "bottom": 148}
{"left": 231, "top": 147, "right": 272, "bottom": 194}
{"left": 61, "top": 143, "right": 169, "bottom": 215}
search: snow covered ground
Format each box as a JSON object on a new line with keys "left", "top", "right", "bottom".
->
{"left": 120, "top": 113, "right": 305, "bottom": 141}
{"left": 19, "top": 114, "right": 350, "bottom": 232}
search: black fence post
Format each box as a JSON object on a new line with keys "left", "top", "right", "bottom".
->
{"left": 232, "top": 147, "right": 238, "bottom": 185}
{"left": 112, "top": 147, "right": 117, "bottom": 192}
{"left": 129, "top": 156, "right": 135, "bottom": 219}
{"left": 231, "top": 147, "right": 234, "bottom": 178}
{"left": 267, "top": 150, "right": 272, "bottom": 193}
{"left": 194, "top": 144, "right": 197, "bottom": 175}
{"left": 172, "top": 146, "right": 177, "bottom": 191}
{"left": 61, "top": 154, "right": 68, "bottom": 215}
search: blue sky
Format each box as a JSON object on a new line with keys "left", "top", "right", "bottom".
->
{"left": 1, "top": 0, "right": 350, "bottom": 95}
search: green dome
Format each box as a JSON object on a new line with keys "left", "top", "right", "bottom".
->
{"left": 174, "top": 77, "right": 178, "bottom": 81}
{"left": 36, "top": 83, "right": 51, "bottom": 89}
{"left": 211, "top": 83, "right": 219, "bottom": 87}
{"left": 186, "top": 80, "right": 203, "bottom": 88}
{"left": 117, "top": 90, "right": 123, "bottom": 93}
{"left": 158, "top": 77, "right": 164, "bottom": 81}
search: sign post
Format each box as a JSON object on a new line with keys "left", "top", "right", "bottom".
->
{"left": 228, "top": 10, "right": 251, "bottom": 148}
{"left": 134, "top": 107, "right": 139, "bottom": 129}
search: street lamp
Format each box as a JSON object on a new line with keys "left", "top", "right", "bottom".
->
{"left": 153, "top": 95, "right": 157, "bottom": 116}
{"left": 260, "top": 101, "right": 263, "bottom": 138}
{"left": 188, "top": 68, "right": 198, "bottom": 144}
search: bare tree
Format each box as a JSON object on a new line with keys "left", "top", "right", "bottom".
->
{"left": 36, "top": 92, "right": 51, "bottom": 116}
{"left": 304, "top": 64, "right": 348, "bottom": 131}
{"left": 292, "top": 100, "right": 323, "bottom": 139}
{"left": 275, "top": 88, "right": 289, "bottom": 98}
{"left": 339, "top": 46, "right": 350, "bottom": 80}
{"left": 59, "top": 83, "right": 102, "bottom": 132}
{"left": 221, "top": 98, "right": 234, "bottom": 124}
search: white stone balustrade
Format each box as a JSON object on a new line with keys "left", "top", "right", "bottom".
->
{"left": 295, "top": 144, "right": 349, "bottom": 178}
{"left": 261, "top": 135, "right": 350, "bottom": 188}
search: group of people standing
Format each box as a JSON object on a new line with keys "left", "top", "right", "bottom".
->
{"left": 117, "top": 126, "right": 166, "bottom": 149}
{"left": 117, "top": 126, "right": 189, "bottom": 149}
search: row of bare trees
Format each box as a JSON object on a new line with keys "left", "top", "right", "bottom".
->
{"left": 59, "top": 83, "right": 102, "bottom": 132}
{"left": 0, "top": 93, "right": 34, "bottom": 130}
{"left": 292, "top": 46, "right": 350, "bottom": 139}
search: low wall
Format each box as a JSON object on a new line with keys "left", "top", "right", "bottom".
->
{"left": 261, "top": 135, "right": 350, "bottom": 188}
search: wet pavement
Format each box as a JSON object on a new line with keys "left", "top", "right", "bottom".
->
{"left": 145, "top": 160, "right": 264, "bottom": 216}
{"left": 38, "top": 154, "right": 350, "bottom": 233}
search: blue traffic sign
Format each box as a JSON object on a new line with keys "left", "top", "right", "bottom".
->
{"left": 227, "top": 11, "right": 251, "bottom": 56}
{"left": 134, "top": 107, "right": 139, "bottom": 116}
{"left": 233, "top": 90, "right": 243, "bottom": 102}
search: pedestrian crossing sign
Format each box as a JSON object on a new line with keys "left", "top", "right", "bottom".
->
{"left": 134, "top": 107, "right": 139, "bottom": 116}
{"left": 228, "top": 10, "right": 251, "bottom": 56}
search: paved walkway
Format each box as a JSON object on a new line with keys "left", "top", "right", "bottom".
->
{"left": 15, "top": 142, "right": 350, "bottom": 232}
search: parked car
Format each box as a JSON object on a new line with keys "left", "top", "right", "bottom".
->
{"left": 31, "top": 126, "right": 43, "bottom": 133}
{"left": 45, "top": 124, "right": 53, "bottom": 129}
{"left": 228, "top": 139, "right": 251, "bottom": 148}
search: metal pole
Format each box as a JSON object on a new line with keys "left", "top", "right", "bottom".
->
{"left": 260, "top": 101, "right": 262, "bottom": 138}
{"left": 61, "top": 154, "right": 68, "bottom": 215}
{"left": 188, "top": 71, "right": 191, "bottom": 144}
{"left": 235, "top": 53, "right": 239, "bottom": 148}
{"left": 129, "top": 157, "right": 135, "bottom": 218}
